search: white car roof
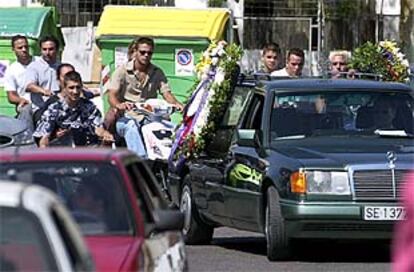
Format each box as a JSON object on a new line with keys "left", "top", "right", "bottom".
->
{"left": 0, "top": 180, "right": 94, "bottom": 271}
{"left": 0, "top": 181, "right": 58, "bottom": 209}
{"left": 0, "top": 181, "right": 25, "bottom": 206}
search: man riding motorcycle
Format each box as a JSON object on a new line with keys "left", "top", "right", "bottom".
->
{"left": 106, "top": 36, "right": 183, "bottom": 159}
{"left": 33, "top": 71, "right": 114, "bottom": 147}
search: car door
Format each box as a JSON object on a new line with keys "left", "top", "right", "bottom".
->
{"left": 191, "top": 86, "right": 254, "bottom": 224}
{"left": 223, "top": 93, "right": 267, "bottom": 231}
{"left": 49, "top": 204, "right": 95, "bottom": 271}
{"left": 125, "top": 161, "right": 186, "bottom": 272}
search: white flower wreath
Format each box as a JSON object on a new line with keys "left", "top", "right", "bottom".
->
{"left": 169, "top": 41, "right": 242, "bottom": 164}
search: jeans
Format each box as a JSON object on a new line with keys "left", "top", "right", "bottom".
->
{"left": 116, "top": 115, "right": 147, "bottom": 159}
{"left": 17, "top": 104, "right": 34, "bottom": 134}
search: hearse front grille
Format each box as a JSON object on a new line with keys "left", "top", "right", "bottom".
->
{"left": 353, "top": 170, "right": 408, "bottom": 200}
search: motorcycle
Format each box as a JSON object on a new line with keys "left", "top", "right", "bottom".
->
{"left": 47, "top": 128, "right": 104, "bottom": 147}
{"left": 126, "top": 99, "right": 176, "bottom": 200}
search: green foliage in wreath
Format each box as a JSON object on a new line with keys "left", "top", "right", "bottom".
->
{"left": 349, "top": 40, "right": 410, "bottom": 82}
{"left": 349, "top": 42, "right": 389, "bottom": 78}
{"left": 194, "top": 44, "right": 242, "bottom": 157}
{"left": 174, "top": 43, "right": 243, "bottom": 160}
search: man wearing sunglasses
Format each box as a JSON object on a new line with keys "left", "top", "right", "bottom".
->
{"left": 107, "top": 36, "right": 183, "bottom": 158}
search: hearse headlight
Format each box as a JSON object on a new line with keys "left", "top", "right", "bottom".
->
{"left": 307, "top": 171, "right": 350, "bottom": 195}
{"left": 291, "top": 170, "right": 350, "bottom": 195}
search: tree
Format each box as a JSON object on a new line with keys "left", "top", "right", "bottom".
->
{"left": 400, "top": 0, "right": 414, "bottom": 64}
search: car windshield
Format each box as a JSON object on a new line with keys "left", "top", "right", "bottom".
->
{"left": 270, "top": 90, "right": 414, "bottom": 140}
{"left": 0, "top": 207, "right": 58, "bottom": 271}
{"left": 0, "top": 162, "right": 132, "bottom": 236}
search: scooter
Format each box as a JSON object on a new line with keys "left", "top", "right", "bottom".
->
{"left": 47, "top": 128, "right": 103, "bottom": 147}
{"left": 129, "top": 99, "right": 176, "bottom": 200}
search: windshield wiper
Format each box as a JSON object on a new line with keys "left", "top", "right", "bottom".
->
{"left": 275, "top": 134, "right": 306, "bottom": 140}
{"left": 374, "top": 129, "right": 414, "bottom": 138}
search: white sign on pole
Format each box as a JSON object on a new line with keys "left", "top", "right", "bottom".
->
{"left": 175, "top": 48, "right": 194, "bottom": 76}
{"left": 114, "top": 47, "right": 129, "bottom": 68}
{"left": 375, "top": 0, "right": 401, "bottom": 15}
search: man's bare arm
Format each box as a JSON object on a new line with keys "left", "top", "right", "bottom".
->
{"left": 108, "top": 88, "right": 134, "bottom": 111}
{"left": 108, "top": 88, "right": 121, "bottom": 108}
{"left": 95, "top": 127, "right": 114, "bottom": 142}
{"left": 26, "top": 82, "right": 52, "bottom": 96}
{"left": 7, "top": 91, "right": 29, "bottom": 107}
{"left": 162, "top": 91, "right": 184, "bottom": 111}
{"left": 38, "top": 135, "right": 50, "bottom": 148}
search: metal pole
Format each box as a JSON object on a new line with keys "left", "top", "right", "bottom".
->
{"left": 317, "top": 0, "right": 322, "bottom": 70}
{"left": 376, "top": 0, "right": 384, "bottom": 43}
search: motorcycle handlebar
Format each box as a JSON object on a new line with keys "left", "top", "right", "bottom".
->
{"left": 132, "top": 102, "right": 177, "bottom": 116}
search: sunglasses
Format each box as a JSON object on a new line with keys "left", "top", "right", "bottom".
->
{"left": 332, "top": 62, "right": 346, "bottom": 66}
{"left": 139, "top": 50, "right": 153, "bottom": 56}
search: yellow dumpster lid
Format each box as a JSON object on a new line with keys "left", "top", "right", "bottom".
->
{"left": 95, "top": 6, "right": 230, "bottom": 41}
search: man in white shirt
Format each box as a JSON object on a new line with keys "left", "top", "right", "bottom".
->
{"left": 271, "top": 48, "right": 305, "bottom": 77}
{"left": 3, "top": 35, "right": 37, "bottom": 132}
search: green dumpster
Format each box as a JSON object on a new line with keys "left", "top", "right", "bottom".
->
{"left": 95, "top": 5, "right": 233, "bottom": 123}
{"left": 0, "top": 7, "right": 64, "bottom": 116}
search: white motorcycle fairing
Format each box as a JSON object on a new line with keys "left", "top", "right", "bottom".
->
{"left": 140, "top": 116, "right": 175, "bottom": 161}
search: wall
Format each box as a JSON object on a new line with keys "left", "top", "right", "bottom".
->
{"left": 61, "top": 24, "right": 95, "bottom": 82}
{"left": 61, "top": 25, "right": 103, "bottom": 112}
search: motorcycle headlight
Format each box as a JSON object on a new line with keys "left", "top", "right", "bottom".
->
{"left": 13, "top": 129, "right": 34, "bottom": 145}
{"left": 306, "top": 171, "right": 350, "bottom": 195}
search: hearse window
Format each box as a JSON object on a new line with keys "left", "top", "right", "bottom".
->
{"left": 242, "top": 94, "right": 264, "bottom": 129}
{"left": 221, "top": 86, "right": 253, "bottom": 127}
{"left": 205, "top": 86, "right": 253, "bottom": 157}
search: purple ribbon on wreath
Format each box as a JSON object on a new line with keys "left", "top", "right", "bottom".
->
{"left": 168, "top": 67, "right": 217, "bottom": 173}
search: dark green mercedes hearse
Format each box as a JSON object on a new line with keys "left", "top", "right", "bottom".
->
{"left": 168, "top": 77, "right": 414, "bottom": 260}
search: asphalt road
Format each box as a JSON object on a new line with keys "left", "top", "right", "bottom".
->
{"left": 186, "top": 227, "right": 391, "bottom": 272}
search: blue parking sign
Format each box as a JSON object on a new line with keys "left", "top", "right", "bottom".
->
{"left": 175, "top": 49, "right": 194, "bottom": 76}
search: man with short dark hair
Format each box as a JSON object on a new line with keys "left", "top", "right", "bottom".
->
{"left": 3, "top": 35, "right": 37, "bottom": 131}
{"left": 107, "top": 36, "right": 183, "bottom": 158}
{"left": 271, "top": 48, "right": 305, "bottom": 77}
{"left": 257, "top": 42, "right": 281, "bottom": 74}
{"left": 34, "top": 71, "right": 113, "bottom": 147}
{"left": 25, "top": 35, "right": 61, "bottom": 113}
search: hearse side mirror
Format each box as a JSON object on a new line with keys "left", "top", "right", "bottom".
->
{"left": 236, "top": 129, "right": 266, "bottom": 157}
{"left": 153, "top": 209, "right": 184, "bottom": 232}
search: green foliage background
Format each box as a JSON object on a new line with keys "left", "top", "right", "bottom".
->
{"left": 349, "top": 41, "right": 410, "bottom": 82}
{"left": 349, "top": 42, "right": 389, "bottom": 77}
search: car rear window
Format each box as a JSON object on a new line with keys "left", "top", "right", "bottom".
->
{"left": 0, "top": 207, "right": 58, "bottom": 271}
{"left": 0, "top": 162, "right": 133, "bottom": 236}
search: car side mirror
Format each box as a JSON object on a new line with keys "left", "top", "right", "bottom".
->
{"left": 236, "top": 129, "right": 262, "bottom": 147}
{"left": 236, "top": 129, "right": 267, "bottom": 157}
{"left": 153, "top": 209, "right": 184, "bottom": 232}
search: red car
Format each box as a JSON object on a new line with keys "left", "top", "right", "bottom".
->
{"left": 0, "top": 148, "right": 187, "bottom": 272}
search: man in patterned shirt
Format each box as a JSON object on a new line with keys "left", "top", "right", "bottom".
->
{"left": 34, "top": 71, "right": 113, "bottom": 147}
